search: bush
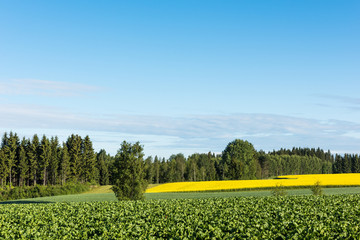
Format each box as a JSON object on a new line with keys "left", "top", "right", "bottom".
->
{"left": 311, "top": 181, "right": 323, "bottom": 196}
{"left": 271, "top": 184, "right": 287, "bottom": 197}
{"left": 0, "top": 183, "right": 90, "bottom": 202}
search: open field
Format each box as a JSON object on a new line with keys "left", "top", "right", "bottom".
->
{"left": 2, "top": 176, "right": 360, "bottom": 239}
{"left": 2, "top": 173, "right": 360, "bottom": 204}
{"left": 3, "top": 186, "right": 360, "bottom": 204}
{"left": 1, "top": 195, "right": 360, "bottom": 239}
{"left": 146, "top": 173, "right": 360, "bottom": 193}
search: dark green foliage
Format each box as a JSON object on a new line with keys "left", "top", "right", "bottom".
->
{"left": 17, "top": 138, "right": 28, "bottom": 187}
{"left": 333, "top": 154, "right": 360, "bottom": 174}
{"left": 82, "top": 135, "right": 98, "bottom": 183}
{"left": 0, "top": 132, "right": 106, "bottom": 192}
{"left": 186, "top": 154, "right": 199, "bottom": 181}
{"left": 153, "top": 156, "right": 160, "bottom": 184}
{"left": 0, "top": 183, "right": 89, "bottom": 202}
{"left": 39, "top": 135, "right": 51, "bottom": 185}
{"left": 0, "top": 149, "right": 7, "bottom": 188}
{"left": 260, "top": 154, "right": 333, "bottom": 178}
{"left": 186, "top": 153, "right": 217, "bottom": 181}
{"left": 66, "top": 134, "right": 83, "bottom": 182}
{"left": 221, "top": 139, "right": 257, "bottom": 180}
{"left": 270, "top": 147, "right": 334, "bottom": 162}
{"left": 2, "top": 130, "right": 360, "bottom": 202}
{"left": 28, "top": 134, "right": 40, "bottom": 186}
{"left": 96, "top": 149, "right": 111, "bottom": 185}
{"left": 48, "top": 136, "right": 60, "bottom": 185}
{"left": 144, "top": 156, "right": 154, "bottom": 183}
{"left": 2, "top": 132, "right": 19, "bottom": 187}
{"left": 112, "top": 141, "right": 147, "bottom": 201}
{"left": 60, "top": 143, "right": 71, "bottom": 185}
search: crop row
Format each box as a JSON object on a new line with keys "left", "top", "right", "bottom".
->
{"left": 1, "top": 195, "right": 360, "bottom": 239}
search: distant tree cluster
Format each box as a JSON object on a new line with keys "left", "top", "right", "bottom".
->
{"left": 0, "top": 132, "right": 113, "bottom": 188}
{"left": 1, "top": 131, "right": 359, "bottom": 193}
{"left": 333, "top": 154, "right": 360, "bottom": 174}
{"left": 142, "top": 140, "right": 336, "bottom": 184}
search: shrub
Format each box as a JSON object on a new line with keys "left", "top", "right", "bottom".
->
{"left": 311, "top": 181, "right": 323, "bottom": 196}
{"left": 0, "top": 183, "right": 90, "bottom": 202}
{"left": 271, "top": 184, "right": 287, "bottom": 196}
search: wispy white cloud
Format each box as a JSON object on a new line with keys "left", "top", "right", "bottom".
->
{"left": 0, "top": 79, "right": 100, "bottom": 97}
{"left": 316, "top": 94, "right": 360, "bottom": 111}
{"left": 1, "top": 104, "right": 360, "bottom": 157}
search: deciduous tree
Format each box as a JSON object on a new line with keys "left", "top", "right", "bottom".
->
{"left": 112, "top": 141, "right": 147, "bottom": 200}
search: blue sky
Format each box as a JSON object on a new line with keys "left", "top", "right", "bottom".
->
{"left": 0, "top": 1, "right": 359, "bottom": 157}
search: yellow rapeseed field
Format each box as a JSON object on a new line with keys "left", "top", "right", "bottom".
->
{"left": 145, "top": 173, "right": 360, "bottom": 193}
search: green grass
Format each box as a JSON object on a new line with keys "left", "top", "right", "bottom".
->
{"left": 3, "top": 186, "right": 360, "bottom": 204}
{"left": 82, "top": 185, "right": 113, "bottom": 194}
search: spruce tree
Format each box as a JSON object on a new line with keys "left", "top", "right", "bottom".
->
{"left": 144, "top": 156, "right": 154, "bottom": 184}
{"left": 112, "top": 141, "right": 147, "bottom": 200}
{"left": 18, "top": 138, "right": 29, "bottom": 187}
{"left": 153, "top": 156, "right": 160, "bottom": 184}
{"left": 0, "top": 148, "right": 7, "bottom": 188}
{"left": 82, "top": 135, "right": 97, "bottom": 183}
{"left": 0, "top": 133, "right": 9, "bottom": 187}
{"left": 67, "top": 134, "right": 82, "bottom": 182}
{"left": 40, "top": 135, "right": 51, "bottom": 185}
{"left": 60, "top": 143, "right": 71, "bottom": 185}
{"left": 97, "top": 149, "right": 110, "bottom": 185}
{"left": 49, "top": 136, "right": 60, "bottom": 185}
{"left": 27, "top": 134, "right": 40, "bottom": 186}
{"left": 4, "top": 132, "right": 19, "bottom": 187}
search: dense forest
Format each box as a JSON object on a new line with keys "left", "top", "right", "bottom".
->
{"left": 0, "top": 132, "right": 359, "bottom": 188}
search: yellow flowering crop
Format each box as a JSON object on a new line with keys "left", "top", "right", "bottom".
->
{"left": 146, "top": 173, "right": 360, "bottom": 193}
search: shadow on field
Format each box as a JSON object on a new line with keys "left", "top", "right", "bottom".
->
{"left": 0, "top": 200, "right": 54, "bottom": 205}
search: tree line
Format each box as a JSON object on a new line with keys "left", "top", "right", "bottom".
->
{"left": 1, "top": 132, "right": 359, "bottom": 188}
{"left": 143, "top": 140, "right": 335, "bottom": 183}
{"left": 0, "top": 132, "right": 113, "bottom": 188}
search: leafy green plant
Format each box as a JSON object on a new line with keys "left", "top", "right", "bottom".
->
{"left": 311, "top": 181, "right": 323, "bottom": 196}
{"left": 0, "top": 195, "right": 360, "bottom": 238}
{"left": 271, "top": 184, "right": 287, "bottom": 196}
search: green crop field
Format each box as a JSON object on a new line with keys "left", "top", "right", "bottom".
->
{"left": 3, "top": 186, "right": 360, "bottom": 204}
{"left": 1, "top": 195, "right": 360, "bottom": 239}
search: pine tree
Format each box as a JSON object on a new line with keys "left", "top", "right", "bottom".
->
{"left": 82, "top": 135, "right": 97, "bottom": 183}
{"left": 97, "top": 149, "right": 110, "bottom": 185}
{"left": 153, "top": 156, "right": 160, "bottom": 184}
{"left": 67, "top": 134, "right": 82, "bottom": 182}
{"left": 48, "top": 136, "right": 60, "bottom": 185}
{"left": 187, "top": 154, "right": 198, "bottom": 181}
{"left": 60, "top": 143, "right": 71, "bottom": 185}
{"left": 144, "top": 156, "right": 154, "bottom": 184}
{"left": 0, "top": 147, "right": 7, "bottom": 188}
{"left": 39, "top": 135, "right": 51, "bottom": 185}
{"left": 4, "top": 132, "right": 19, "bottom": 187}
{"left": 159, "top": 158, "right": 168, "bottom": 183}
{"left": 18, "top": 138, "right": 29, "bottom": 187}
{"left": 28, "top": 134, "right": 40, "bottom": 186}
{"left": 112, "top": 141, "right": 147, "bottom": 200}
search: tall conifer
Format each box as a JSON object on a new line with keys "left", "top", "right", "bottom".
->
{"left": 18, "top": 138, "right": 29, "bottom": 187}
{"left": 40, "top": 135, "right": 51, "bottom": 185}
